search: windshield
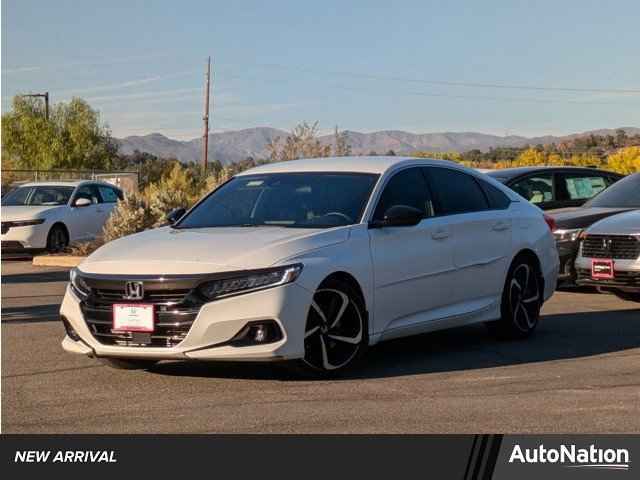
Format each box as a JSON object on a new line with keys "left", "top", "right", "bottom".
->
{"left": 177, "top": 172, "right": 379, "bottom": 229}
{"left": 1, "top": 186, "right": 75, "bottom": 206}
{"left": 584, "top": 173, "right": 640, "bottom": 209}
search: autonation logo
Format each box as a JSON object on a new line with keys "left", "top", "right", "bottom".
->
{"left": 509, "top": 444, "right": 630, "bottom": 471}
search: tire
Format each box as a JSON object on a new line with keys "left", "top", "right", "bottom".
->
{"left": 295, "top": 278, "right": 368, "bottom": 377}
{"left": 46, "top": 224, "right": 69, "bottom": 252}
{"left": 613, "top": 291, "right": 640, "bottom": 303}
{"left": 486, "top": 255, "right": 542, "bottom": 339}
{"left": 101, "top": 358, "right": 157, "bottom": 370}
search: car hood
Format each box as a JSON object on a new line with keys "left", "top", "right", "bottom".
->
{"left": 79, "top": 225, "right": 350, "bottom": 275}
{"left": 587, "top": 210, "right": 640, "bottom": 235}
{"left": 1, "top": 205, "right": 62, "bottom": 221}
{"left": 548, "top": 207, "right": 635, "bottom": 230}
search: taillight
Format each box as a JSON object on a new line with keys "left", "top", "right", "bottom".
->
{"left": 543, "top": 214, "right": 557, "bottom": 232}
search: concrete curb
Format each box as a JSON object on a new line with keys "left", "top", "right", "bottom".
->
{"left": 32, "top": 255, "right": 85, "bottom": 267}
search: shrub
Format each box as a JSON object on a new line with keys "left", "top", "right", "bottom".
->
{"left": 146, "top": 162, "right": 208, "bottom": 226}
{"left": 102, "top": 190, "right": 156, "bottom": 243}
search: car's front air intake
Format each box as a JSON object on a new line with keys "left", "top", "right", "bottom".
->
{"left": 77, "top": 275, "right": 206, "bottom": 348}
{"left": 581, "top": 235, "right": 640, "bottom": 260}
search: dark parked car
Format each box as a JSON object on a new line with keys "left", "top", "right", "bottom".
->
{"left": 547, "top": 173, "right": 640, "bottom": 283}
{"left": 486, "top": 166, "right": 623, "bottom": 211}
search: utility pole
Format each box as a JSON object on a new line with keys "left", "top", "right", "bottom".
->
{"left": 202, "top": 57, "right": 211, "bottom": 170}
{"left": 22, "top": 92, "right": 49, "bottom": 120}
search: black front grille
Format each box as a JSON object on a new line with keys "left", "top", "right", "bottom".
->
{"left": 581, "top": 235, "right": 640, "bottom": 260}
{"left": 80, "top": 284, "right": 205, "bottom": 348}
{"left": 1, "top": 241, "right": 25, "bottom": 251}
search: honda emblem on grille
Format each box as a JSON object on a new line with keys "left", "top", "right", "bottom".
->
{"left": 123, "top": 281, "right": 144, "bottom": 300}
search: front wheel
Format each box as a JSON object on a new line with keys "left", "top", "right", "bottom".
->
{"left": 297, "top": 279, "right": 368, "bottom": 376}
{"left": 46, "top": 224, "right": 69, "bottom": 252}
{"left": 487, "top": 257, "right": 542, "bottom": 339}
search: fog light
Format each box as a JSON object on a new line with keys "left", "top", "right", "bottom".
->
{"left": 61, "top": 315, "right": 81, "bottom": 341}
{"left": 254, "top": 325, "right": 267, "bottom": 343}
{"left": 229, "top": 320, "right": 283, "bottom": 347}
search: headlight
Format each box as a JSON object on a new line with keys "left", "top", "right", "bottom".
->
{"left": 198, "top": 264, "right": 303, "bottom": 300}
{"left": 8, "top": 219, "right": 45, "bottom": 227}
{"left": 69, "top": 268, "right": 90, "bottom": 297}
{"left": 553, "top": 228, "right": 582, "bottom": 243}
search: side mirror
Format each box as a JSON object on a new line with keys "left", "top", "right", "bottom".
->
{"left": 73, "top": 197, "right": 92, "bottom": 208}
{"left": 166, "top": 207, "right": 186, "bottom": 225}
{"left": 370, "top": 205, "right": 423, "bottom": 228}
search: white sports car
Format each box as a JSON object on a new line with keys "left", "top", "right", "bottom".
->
{"left": 61, "top": 157, "right": 559, "bottom": 374}
{"left": 1, "top": 180, "right": 123, "bottom": 253}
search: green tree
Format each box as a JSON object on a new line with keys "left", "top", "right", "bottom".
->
{"left": 2, "top": 95, "right": 117, "bottom": 171}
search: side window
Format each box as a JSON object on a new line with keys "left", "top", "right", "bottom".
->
{"left": 425, "top": 167, "right": 489, "bottom": 215}
{"left": 74, "top": 185, "right": 100, "bottom": 204}
{"left": 606, "top": 175, "right": 620, "bottom": 187}
{"left": 478, "top": 179, "right": 511, "bottom": 210}
{"left": 373, "top": 168, "right": 433, "bottom": 221}
{"left": 98, "top": 186, "right": 120, "bottom": 203}
{"left": 511, "top": 174, "right": 553, "bottom": 205}
{"left": 559, "top": 174, "right": 609, "bottom": 201}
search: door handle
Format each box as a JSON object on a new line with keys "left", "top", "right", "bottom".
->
{"left": 431, "top": 228, "right": 450, "bottom": 240}
{"left": 492, "top": 221, "right": 511, "bottom": 231}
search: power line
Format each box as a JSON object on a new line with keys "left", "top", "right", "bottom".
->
{"left": 251, "top": 62, "right": 640, "bottom": 95}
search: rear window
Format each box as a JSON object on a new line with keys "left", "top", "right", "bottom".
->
{"left": 478, "top": 179, "right": 511, "bottom": 210}
{"left": 425, "top": 167, "right": 489, "bottom": 215}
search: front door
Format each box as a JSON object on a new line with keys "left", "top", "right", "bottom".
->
{"left": 368, "top": 167, "right": 456, "bottom": 335}
{"left": 68, "top": 184, "right": 103, "bottom": 240}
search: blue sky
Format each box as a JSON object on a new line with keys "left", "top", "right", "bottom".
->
{"left": 2, "top": 0, "right": 639, "bottom": 139}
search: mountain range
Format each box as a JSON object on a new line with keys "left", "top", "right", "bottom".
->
{"left": 116, "top": 127, "right": 640, "bottom": 165}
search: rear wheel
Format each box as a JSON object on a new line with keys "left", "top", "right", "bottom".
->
{"left": 101, "top": 358, "right": 157, "bottom": 370}
{"left": 46, "top": 224, "right": 69, "bottom": 252}
{"left": 487, "top": 256, "right": 542, "bottom": 339}
{"left": 297, "top": 279, "right": 367, "bottom": 376}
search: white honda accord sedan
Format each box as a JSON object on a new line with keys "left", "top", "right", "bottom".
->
{"left": 61, "top": 157, "right": 559, "bottom": 374}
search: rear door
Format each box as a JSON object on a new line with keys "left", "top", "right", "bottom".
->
{"left": 425, "top": 167, "right": 512, "bottom": 309}
{"left": 368, "top": 167, "right": 456, "bottom": 334}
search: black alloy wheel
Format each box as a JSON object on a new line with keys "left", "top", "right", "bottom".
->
{"left": 46, "top": 224, "right": 69, "bottom": 252}
{"left": 301, "top": 279, "right": 367, "bottom": 375}
{"left": 487, "top": 257, "right": 542, "bottom": 339}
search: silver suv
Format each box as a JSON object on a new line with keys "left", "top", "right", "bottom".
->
{"left": 575, "top": 210, "right": 640, "bottom": 302}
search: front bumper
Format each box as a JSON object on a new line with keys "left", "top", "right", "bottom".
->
{"left": 575, "top": 256, "right": 640, "bottom": 292}
{"left": 61, "top": 282, "right": 313, "bottom": 362}
{"left": 1, "top": 223, "right": 49, "bottom": 250}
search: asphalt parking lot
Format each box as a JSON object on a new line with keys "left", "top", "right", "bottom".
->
{"left": 2, "top": 260, "right": 639, "bottom": 433}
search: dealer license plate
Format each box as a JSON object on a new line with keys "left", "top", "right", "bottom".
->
{"left": 113, "top": 304, "right": 154, "bottom": 332}
{"left": 591, "top": 259, "right": 614, "bottom": 280}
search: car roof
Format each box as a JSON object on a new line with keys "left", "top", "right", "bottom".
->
{"left": 238, "top": 156, "right": 461, "bottom": 175}
{"left": 18, "top": 180, "right": 119, "bottom": 188}
{"left": 485, "top": 165, "right": 618, "bottom": 180}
